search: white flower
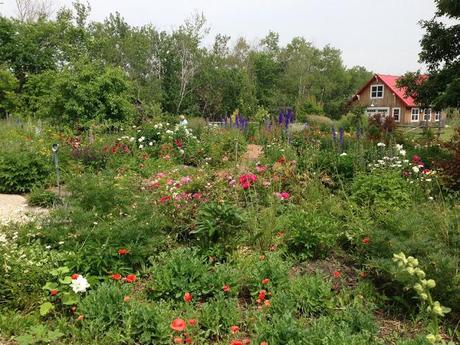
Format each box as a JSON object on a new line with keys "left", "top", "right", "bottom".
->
{"left": 340, "top": 152, "right": 347, "bottom": 156}
{"left": 428, "top": 196, "right": 434, "bottom": 201}
{"left": 399, "top": 149, "right": 406, "bottom": 156}
{"left": 139, "top": 144, "right": 144, "bottom": 149}
{"left": 412, "top": 166, "right": 420, "bottom": 173}
{"left": 425, "top": 178, "right": 432, "bottom": 182}
{"left": 377, "top": 142, "right": 386, "bottom": 147}
{"left": 149, "top": 142, "right": 153, "bottom": 146}
{"left": 129, "top": 137, "right": 135, "bottom": 142}
{"left": 138, "top": 136, "right": 145, "bottom": 142}
{"left": 396, "top": 144, "right": 403, "bottom": 151}
{"left": 71, "top": 275, "right": 90, "bottom": 293}
{"left": 179, "top": 149, "right": 185, "bottom": 155}
{"left": 166, "top": 130, "right": 173, "bottom": 135}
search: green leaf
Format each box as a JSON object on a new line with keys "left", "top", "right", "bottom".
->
{"left": 42, "top": 281, "right": 59, "bottom": 290}
{"left": 59, "top": 276, "right": 72, "bottom": 284}
{"left": 14, "top": 334, "right": 34, "bottom": 345}
{"left": 40, "top": 302, "right": 54, "bottom": 316}
{"left": 61, "top": 292, "right": 78, "bottom": 306}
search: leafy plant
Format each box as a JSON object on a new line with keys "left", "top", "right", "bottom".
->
{"left": 0, "top": 149, "right": 50, "bottom": 193}
{"left": 193, "top": 202, "right": 246, "bottom": 256}
{"left": 14, "top": 325, "right": 63, "bottom": 345}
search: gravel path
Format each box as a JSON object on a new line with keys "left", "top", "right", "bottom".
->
{"left": 0, "top": 194, "right": 48, "bottom": 225}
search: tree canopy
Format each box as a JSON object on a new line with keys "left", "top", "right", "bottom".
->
{"left": 398, "top": 0, "right": 460, "bottom": 110}
{"left": 0, "top": 2, "right": 372, "bottom": 123}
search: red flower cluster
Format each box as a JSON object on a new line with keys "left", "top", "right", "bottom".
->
{"left": 125, "top": 274, "right": 136, "bottom": 283}
{"left": 239, "top": 173, "right": 257, "bottom": 190}
{"left": 118, "top": 248, "right": 129, "bottom": 256}
{"left": 171, "top": 318, "right": 193, "bottom": 344}
{"left": 183, "top": 292, "right": 193, "bottom": 303}
{"left": 106, "top": 143, "right": 130, "bottom": 154}
{"left": 274, "top": 192, "right": 289, "bottom": 200}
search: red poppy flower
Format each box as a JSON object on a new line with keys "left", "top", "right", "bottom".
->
{"left": 332, "top": 271, "right": 341, "bottom": 278}
{"left": 264, "top": 300, "right": 271, "bottom": 307}
{"left": 230, "top": 325, "right": 240, "bottom": 333}
{"left": 258, "top": 290, "right": 266, "bottom": 301}
{"left": 243, "top": 339, "right": 251, "bottom": 345}
{"left": 118, "top": 248, "right": 128, "bottom": 256}
{"left": 160, "top": 195, "right": 172, "bottom": 203}
{"left": 111, "top": 273, "right": 122, "bottom": 280}
{"left": 184, "top": 337, "right": 192, "bottom": 344}
{"left": 174, "top": 337, "right": 183, "bottom": 344}
{"left": 71, "top": 274, "right": 79, "bottom": 280}
{"left": 362, "top": 237, "right": 369, "bottom": 244}
{"left": 50, "top": 289, "right": 58, "bottom": 296}
{"left": 261, "top": 278, "right": 270, "bottom": 285}
{"left": 183, "top": 292, "right": 192, "bottom": 303}
{"left": 125, "top": 274, "right": 136, "bottom": 283}
{"left": 123, "top": 296, "right": 130, "bottom": 302}
{"left": 223, "top": 285, "right": 231, "bottom": 293}
{"left": 260, "top": 342, "right": 268, "bottom": 345}
{"left": 231, "top": 341, "right": 243, "bottom": 345}
{"left": 188, "top": 319, "right": 197, "bottom": 326}
{"left": 171, "top": 318, "right": 187, "bottom": 332}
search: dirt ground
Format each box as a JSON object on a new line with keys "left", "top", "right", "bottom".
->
{"left": 0, "top": 194, "right": 48, "bottom": 225}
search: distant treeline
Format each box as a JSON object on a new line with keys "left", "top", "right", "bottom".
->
{"left": 0, "top": 2, "right": 372, "bottom": 124}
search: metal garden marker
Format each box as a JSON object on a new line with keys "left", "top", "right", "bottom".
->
{"left": 52, "top": 144, "right": 60, "bottom": 197}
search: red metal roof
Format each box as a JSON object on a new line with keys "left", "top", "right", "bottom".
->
{"left": 377, "top": 74, "right": 416, "bottom": 107}
{"left": 353, "top": 74, "right": 424, "bottom": 107}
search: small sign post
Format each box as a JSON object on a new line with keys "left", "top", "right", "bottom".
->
{"left": 52, "top": 144, "right": 60, "bottom": 197}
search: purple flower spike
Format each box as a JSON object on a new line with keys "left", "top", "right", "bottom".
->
{"left": 339, "top": 128, "right": 344, "bottom": 146}
{"left": 278, "top": 110, "right": 284, "bottom": 125}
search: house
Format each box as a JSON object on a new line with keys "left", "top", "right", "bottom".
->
{"left": 350, "top": 74, "right": 445, "bottom": 126}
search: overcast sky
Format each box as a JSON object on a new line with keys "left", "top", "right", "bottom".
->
{"left": 1, "top": 0, "right": 439, "bottom": 74}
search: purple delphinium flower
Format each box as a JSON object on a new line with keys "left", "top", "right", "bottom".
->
{"left": 339, "top": 128, "right": 344, "bottom": 146}
{"left": 278, "top": 110, "right": 284, "bottom": 125}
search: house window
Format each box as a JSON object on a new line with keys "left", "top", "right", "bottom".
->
{"left": 411, "top": 108, "right": 420, "bottom": 122}
{"left": 434, "top": 111, "right": 441, "bottom": 121}
{"left": 423, "top": 108, "right": 431, "bottom": 121}
{"left": 392, "top": 108, "right": 401, "bottom": 122}
{"left": 370, "top": 85, "right": 384, "bottom": 99}
{"left": 366, "top": 107, "right": 389, "bottom": 117}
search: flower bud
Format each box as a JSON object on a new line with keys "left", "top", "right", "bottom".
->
{"left": 406, "top": 267, "right": 415, "bottom": 275}
{"left": 426, "top": 279, "right": 436, "bottom": 289}
{"left": 433, "top": 303, "right": 443, "bottom": 316}
{"left": 426, "top": 334, "right": 436, "bottom": 344}
{"left": 414, "top": 268, "right": 425, "bottom": 279}
{"left": 414, "top": 283, "right": 424, "bottom": 293}
{"left": 419, "top": 293, "right": 428, "bottom": 301}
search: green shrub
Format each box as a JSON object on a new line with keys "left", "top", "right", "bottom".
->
{"left": 193, "top": 202, "right": 246, "bottom": 257}
{"left": 27, "top": 189, "right": 60, "bottom": 207}
{"left": 147, "top": 248, "right": 216, "bottom": 301}
{"left": 0, "top": 149, "right": 50, "bottom": 193}
{"left": 351, "top": 171, "right": 411, "bottom": 209}
{"left": 285, "top": 210, "right": 341, "bottom": 260}
{"left": 271, "top": 274, "right": 334, "bottom": 317}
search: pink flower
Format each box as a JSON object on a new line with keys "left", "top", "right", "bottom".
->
{"left": 239, "top": 173, "right": 257, "bottom": 189}
{"left": 275, "top": 192, "right": 289, "bottom": 200}
{"left": 256, "top": 165, "right": 267, "bottom": 173}
{"left": 180, "top": 176, "right": 192, "bottom": 184}
{"left": 230, "top": 325, "right": 240, "bottom": 333}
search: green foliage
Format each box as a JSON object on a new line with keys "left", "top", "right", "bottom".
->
{"left": 14, "top": 325, "right": 63, "bottom": 345}
{"left": 0, "top": 67, "right": 18, "bottom": 117}
{"left": 193, "top": 202, "right": 246, "bottom": 256}
{"left": 23, "top": 62, "right": 136, "bottom": 126}
{"left": 351, "top": 171, "right": 411, "bottom": 209}
{"left": 27, "top": 189, "right": 60, "bottom": 207}
{"left": 284, "top": 209, "right": 341, "bottom": 259}
{"left": 0, "top": 149, "right": 50, "bottom": 193}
